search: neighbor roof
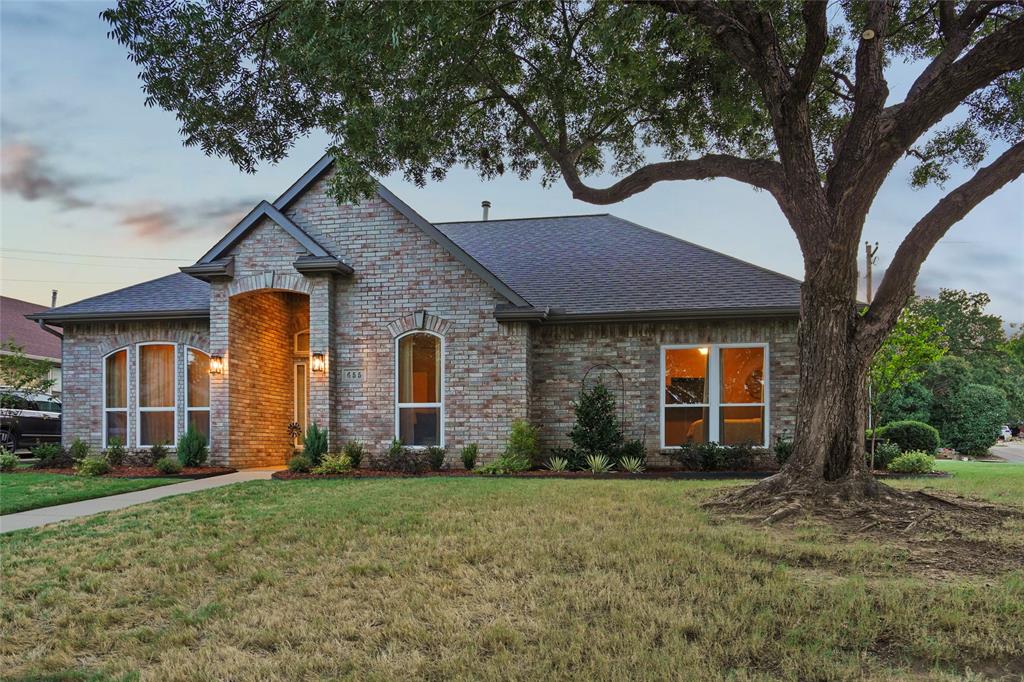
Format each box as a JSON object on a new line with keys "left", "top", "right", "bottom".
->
{"left": 2, "top": 296, "right": 62, "bottom": 359}
{"left": 436, "top": 214, "right": 801, "bottom": 320}
{"left": 27, "top": 273, "right": 210, "bottom": 324}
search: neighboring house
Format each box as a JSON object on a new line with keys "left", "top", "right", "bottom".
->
{"left": 2, "top": 296, "right": 62, "bottom": 395}
{"left": 29, "top": 155, "right": 801, "bottom": 468}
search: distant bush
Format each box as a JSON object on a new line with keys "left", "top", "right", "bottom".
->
{"left": 939, "top": 384, "right": 1008, "bottom": 456}
{"left": 103, "top": 437, "right": 126, "bottom": 467}
{"left": 874, "top": 420, "right": 940, "bottom": 455}
{"left": 426, "top": 446, "right": 446, "bottom": 470}
{"left": 287, "top": 454, "right": 312, "bottom": 473}
{"left": 32, "top": 443, "right": 70, "bottom": 468}
{"left": 68, "top": 437, "right": 91, "bottom": 461}
{"left": 0, "top": 449, "right": 17, "bottom": 472}
{"left": 869, "top": 441, "right": 902, "bottom": 470}
{"left": 887, "top": 451, "right": 935, "bottom": 474}
{"left": 176, "top": 426, "right": 208, "bottom": 467}
{"left": 460, "top": 443, "right": 478, "bottom": 470}
{"left": 75, "top": 455, "right": 111, "bottom": 477}
{"left": 303, "top": 423, "right": 329, "bottom": 465}
{"left": 154, "top": 457, "right": 182, "bottom": 475}
{"left": 342, "top": 441, "right": 365, "bottom": 469}
{"left": 773, "top": 438, "right": 794, "bottom": 466}
{"left": 312, "top": 453, "right": 352, "bottom": 475}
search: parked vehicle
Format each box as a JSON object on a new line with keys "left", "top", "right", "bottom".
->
{"left": 999, "top": 425, "right": 1013, "bottom": 442}
{"left": 0, "top": 390, "right": 61, "bottom": 452}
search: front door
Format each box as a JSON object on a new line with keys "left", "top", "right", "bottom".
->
{"left": 294, "top": 361, "right": 309, "bottom": 445}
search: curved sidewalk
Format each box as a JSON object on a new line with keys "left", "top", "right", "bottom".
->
{"left": 0, "top": 469, "right": 276, "bottom": 534}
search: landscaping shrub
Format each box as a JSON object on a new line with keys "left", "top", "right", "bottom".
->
{"left": 0, "top": 449, "right": 17, "bottom": 472}
{"left": 154, "top": 457, "right": 182, "bottom": 474}
{"left": 313, "top": 453, "right": 352, "bottom": 475}
{"left": 585, "top": 453, "right": 614, "bottom": 473}
{"left": 303, "top": 423, "right": 329, "bottom": 465}
{"left": 383, "top": 439, "right": 431, "bottom": 474}
{"left": 544, "top": 455, "right": 569, "bottom": 471}
{"left": 504, "top": 419, "right": 539, "bottom": 466}
{"left": 937, "top": 383, "right": 1009, "bottom": 455}
{"left": 667, "top": 442, "right": 761, "bottom": 471}
{"left": 773, "top": 438, "right": 794, "bottom": 466}
{"left": 104, "top": 437, "right": 126, "bottom": 467}
{"left": 69, "top": 437, "right": 91, "bottom": 461}
{"left": 548, "top": 447, "right": 582, "bottom": 470}
{"left": 570, "top": 381, "right": 623, "bottom": 462}
{"left": 75, "top": 455, "right": 111, "bottom": 477}
{"left": 176, "top": 425, "right": 208, "bottom": 467}
{"left": 616, "top": 439, "right": 646, "bottom": 466}
{"left": 887, "top": 450, "right": 935, "bottom": 474}
{"left": 149, "top": 443, "right": 170, "bottom": 464}
{"left": 874, "top": 420, "right": 940, "bottom": 455}
{"left": 342, "top": 440, "right": 364, "bottom": 469}
{"left": 426, "top": 446, "right": 446, "bottom": 470}
{"left": 460, "top": 443, "right": 478, "bottom": 470}
{"left": 619, "top": 455, "right": 646, "bottom": 474}
{"left": 869, "top": 441, "right": 902, "bottom": 470}
{"left": 287, "top": 454, "right": 312, "bottom": 473}
{"left": 32, "top": 443, "right": 71, "bottom": 468}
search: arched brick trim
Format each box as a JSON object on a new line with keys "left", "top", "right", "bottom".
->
{"left": 228, "top": 272, "right": 314, "bottom": 298}
{"left": 95, "top": 330, "right": 208, "bottom": 357}
{"left": 385, "top": 311, "right": 454, "bottom": 338}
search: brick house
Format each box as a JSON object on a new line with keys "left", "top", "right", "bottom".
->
{"left": 30, "top": 155, "right": 801, "bottom": 468}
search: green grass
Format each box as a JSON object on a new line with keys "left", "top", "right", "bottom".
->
{"left": 0, "top": 471, "right": 182, "bottom": 514}
{"left": 2, "top": 463, "right": 1023, "bottom": 680}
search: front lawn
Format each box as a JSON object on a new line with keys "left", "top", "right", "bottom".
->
{"left": 2, "top": 463, "right": 1023, "bottom": 680}
{"left": 0, "top": 471, "right": 182, "bottom": 515}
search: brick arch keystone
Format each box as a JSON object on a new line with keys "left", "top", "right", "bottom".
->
{"left": 385, "top": 310, "right": 454, "bottom": 338}
{"left": 228, "top": 272, "right": 314, "bottom": 298}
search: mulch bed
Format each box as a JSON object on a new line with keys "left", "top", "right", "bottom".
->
{"left": 15, "top": 466, "right": 237, "bottom": 479}
{"left": 273, "top": 468, "right": 777, "bottom": 481}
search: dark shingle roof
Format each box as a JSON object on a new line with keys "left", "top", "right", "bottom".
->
{"left": 27, "top": 273, "right": 209, "bottom": 323}
{"left": 436, "top": 214, "right": 801, "bottom": 317}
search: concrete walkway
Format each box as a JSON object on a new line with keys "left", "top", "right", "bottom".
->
{"left": 1, "top": 469, "right": 276, "bottom": 534}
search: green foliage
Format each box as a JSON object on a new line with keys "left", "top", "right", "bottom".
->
{"left": 875, "top": 380, "right": 933, "bottom": 426}
{"left": 616, "top": 439, "right": 646, "bottom": 465}
{"left": 460, "top": 443, "right": 478, "bottom": 470}
{"left": 0, "top": 341, "right": 55, "bottom": 395}
{"left": 503, "top": 419, "right": 539, "bottom": 468}
{"left": 585, "top": 453, "right": 614, "bottom": 474}
{"left": 69, "top": 438, "right": 91, "bottom": 462}
{"left": 570, "top": 382, "right": 624, "bottom": 461}
{"left": 75, "top": 456, "right": 111, "bottom": 477}
{"left": 149, "top": 443, "right": 170, "bottom": 462}
{"left": 341, "top": 441, "right": 365, "bottom": 469}
{"left": 667, "top": 442, "right": 763, "bottom": 471}
{"left": 874, "top": 421, "right": 941, "bottom": 455}
{"left": 938, "top": 383, "right": 1009, "bottom": 455}
{"left": 909, "top": 290, "right": 1005, "bottom": 358}
{"left": 176, "top": 426, "right": 208, "bottom": 467}
{"left": 103, "top": 437, "right": 126, "bottom": 467}
{"left": 313, "top": 453, "right": 353, "bottom": 475}
{"left": 544, "top": 455, "right": 569, "bottom": 472}
{"left": 426, "top": 446, "right": 447, "bottom": 471}
{"left": 870, "top": 307, "right": 945, "bottom": 416}
{"left": 383, "top": 440, "right": 431, "bottom": 475}
{"left": 773, "top": 438, "right": 794, "bottom": 466}
{"left": 155, "top": 457, "right": 182, "bottom": 475}
{"left": 869, "top": 441, "right": 902, "bottom": 471}
{"left": 619, "top": 456, "right": 646, "bottom": 474}
{"left": 303, "top": 423, "right": 329, "bottom": 465}
{"left": 887, "top": 451, "right": 936, "bottom": 474}
{"left": 0, "top": 449, "right": 17, "bottom": 472}
{"left": 287, "top": 454, "right": 312, "bottom": 473}
{"left": 32, "top": 443, "right": 70, "bottom": 468}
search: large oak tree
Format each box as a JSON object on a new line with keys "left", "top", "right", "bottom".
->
{"left": 104, "top": 0, "right": 1024, "bottom": 504}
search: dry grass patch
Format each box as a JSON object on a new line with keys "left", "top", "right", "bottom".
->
{"left": 2, "top": 469, "right": 1023, "bottom": 680}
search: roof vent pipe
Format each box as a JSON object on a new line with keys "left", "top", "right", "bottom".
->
{"left": 51, "top": 289, "right": 58, "bottom": 307}
{"left": 481, "top": 200, "right": 491, "bottom": 221}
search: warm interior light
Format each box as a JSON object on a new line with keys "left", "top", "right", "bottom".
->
{"left": 311, "top": 352, "right": 326, "bottom": 373}
{"left": 209, "top": 355, "right": 224, "bottom": 374}
{"left": 698, "top": 347, "right": 709, "bottom": 355}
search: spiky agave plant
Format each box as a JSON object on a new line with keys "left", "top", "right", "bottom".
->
{"left": 585, "top": 453, "right": 614, "bottom": 474}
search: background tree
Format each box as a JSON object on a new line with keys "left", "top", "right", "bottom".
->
{"left": 104, "top": 0, "right": 1024, "bottom": 505}
{"left": 0, "top": 341, "right": 56, "bottom": 399}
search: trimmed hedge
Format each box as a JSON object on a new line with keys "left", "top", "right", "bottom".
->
{"left": 874, "top": 420, "right": 940, "bottom": 455}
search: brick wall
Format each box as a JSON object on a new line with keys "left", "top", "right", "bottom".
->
{"left": 531, "top": 319, "right": 799, "bottom": 466}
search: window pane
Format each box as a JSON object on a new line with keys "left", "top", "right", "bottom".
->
{"left": 398, "top": 334, "right": 440, "bottom": 403}
{"left": 140, "top": 411, "right": 174, "bottom": 446}
{"left": 720, "top": 347, "right": 764, "bottom": 403}
{"left": 188, "top": 410, "right": 210, "bottom": 443}
{"left": 105, "top": 411, "right": 127, "bottom": 443}
{"left": 399, "top": 407, "right": 440, "bottom": 446}
{"left": 187, "top": 349, "right": 210, "bottom": 408}
{"left": 105, "top": 350, "right": 127, "bottom": 408}
{"left": 295, "top": 330, "right": 309, "bottom": 353}
{"left": 664, "top": 407, "right": 709, "bottom": 446}
{"left": 139, "top": 345, "right": 175, "bottom": 408}
{"left": 720, "top": 406, "right": 764, "bottom": 445}
{"left": 664, "top": 348, "right": 709, "bottom": 404}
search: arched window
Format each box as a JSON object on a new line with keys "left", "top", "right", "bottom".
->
{"left": 186, "top": 347, "right": 211, "bottom": 443}
{"left": 103, "top": 348, "right": 128, "bottom": 447}
{"left": 137, "top": 343, "right": 177, "bottom": 448}
{"left": 395, "top": 332, "right": 443, "bottom": 447}
{"left": 294, "top": 330, "right": 310, "bottom": 354}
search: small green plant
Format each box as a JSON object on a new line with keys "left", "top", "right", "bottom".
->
{"left": 176, "top": 425, "right": 208, "bottom": 467}
{"left": 461, "top": 443, "right": 478, "bottom": 470}
{"left": 615, "top": 439, "right": 646, "bottom": 466}
{"left": 544, "top": 455, "right": 569, "bottom": 472}
{"left": 426, "top": 446, "right": 446, "bottom": 470}
{"left": 773, "top": 438, "right": 794, "bottom": 466}
{"left": 154, "top": 457, "right": 182, "bottom": 474}
{"left": 869, "top": 441, "right": 902, "bottom": 470}
{"left": 103, "top": 437, "right": 126, "bottom": 467}
{"left": 0, "top": 449, "right": 17, "bottom": 472}
{"left": 75, "top": 455, "right": 111, "bottom": 477}
{"left": 619, "top": 455, "right": 646, "bottom": 474}
{"left": 32, "top": 442, "right": 68, "bottom": 468}
{"left": 303, "top": 423, "right": 329, "bottom": 465}
{"left": 342, "top": 440, "right": 365, "bottom": 468}
{"left": 383, "top": 439, "right": 431, "bottom": 474}
{"left": 504, "top": 419, "right": 538, "bottom": 467}
{"left": 150, "top": 442, "right": 170, "bottom": 462}
{"left": 874, "top": 420, "right": 941, "bottom": 455}
{"left": 287, "top": 454, "right": 312, "bottom": 473}
{"left": 69, "top": 437, "right": 91, "bottom": 461}
{"left": 313, "top": 453, "right": 353, "bottom": 475}
{"left": 585, "top": 453, "right": 614, "bottom": 474}
{"left": 887, "top": 450, "right": 935, "bottom": 474}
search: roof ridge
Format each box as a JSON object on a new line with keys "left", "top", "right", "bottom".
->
{"left": 34, "top": 272, "right": 198, "bottom": 317}
{"left": 436, "top": 213, "right": 610, "bottom": 224}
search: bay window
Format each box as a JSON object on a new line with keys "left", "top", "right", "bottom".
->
{"left": 186, "top": 347, "right": 211, "bottom": 443}
{"left": 104, "top": 349, "right": 128, "bottom": 446}
{"left": 662, "top": 344, "right": 767, "bottom": 447}
{"left": 137, "top": 343, "right": 176, "bottom": 447}
{"left": 396, "top": 332, "right": 442, "bottom": 447}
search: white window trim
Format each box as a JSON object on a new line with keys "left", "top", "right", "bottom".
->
{"left": 102, "top": 347, "right": 129, "bottom": 448}
{"left": 394, "top": 330, "right": 445, "bottom": 449}
{"left": 135, "top": 342, "right": 179, "bottom": 449}
{"left": 185, "top": 346, "right": 211, "bottom": 447}
{"left": 660, "top": 342, "right": 770, "bottom": 449}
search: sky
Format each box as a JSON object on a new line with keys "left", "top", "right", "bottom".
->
{"left": 1, "top": 1, "right": 1022, "bottom": 325}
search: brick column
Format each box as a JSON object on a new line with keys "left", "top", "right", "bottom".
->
{"left": 307, "top": 275, "right": 336, "bottom": 450}
{"left": 208, "top": 282, "right": 230, "bottom": 465}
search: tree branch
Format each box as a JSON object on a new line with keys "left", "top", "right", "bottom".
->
{"left": 791, "top": 0, "right": 829, "bottom": 98}
{"left": 861, "top": 140, "right": 1024, "bottom": 343}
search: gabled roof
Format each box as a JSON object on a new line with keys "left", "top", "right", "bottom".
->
{"left": 195, "top": 200, "right": 335, "bottom": 264}
{"left": 27, "top": 273, "right": 209, "bottom": 324}
{"left": 1, "top": 296, "right": 61, "bottom": 359}
{"left": 436, "top": 214, "right": 801, "bottom": 320}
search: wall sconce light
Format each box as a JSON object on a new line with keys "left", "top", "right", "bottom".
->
{"left": 698, "top": 347, "right": 709, "bottom": 356}
{"left": 209, "top": 355, "right": 224, "bottom": 374}
{"left": 311, "top": 352, "right": 326, "bottom": 373}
